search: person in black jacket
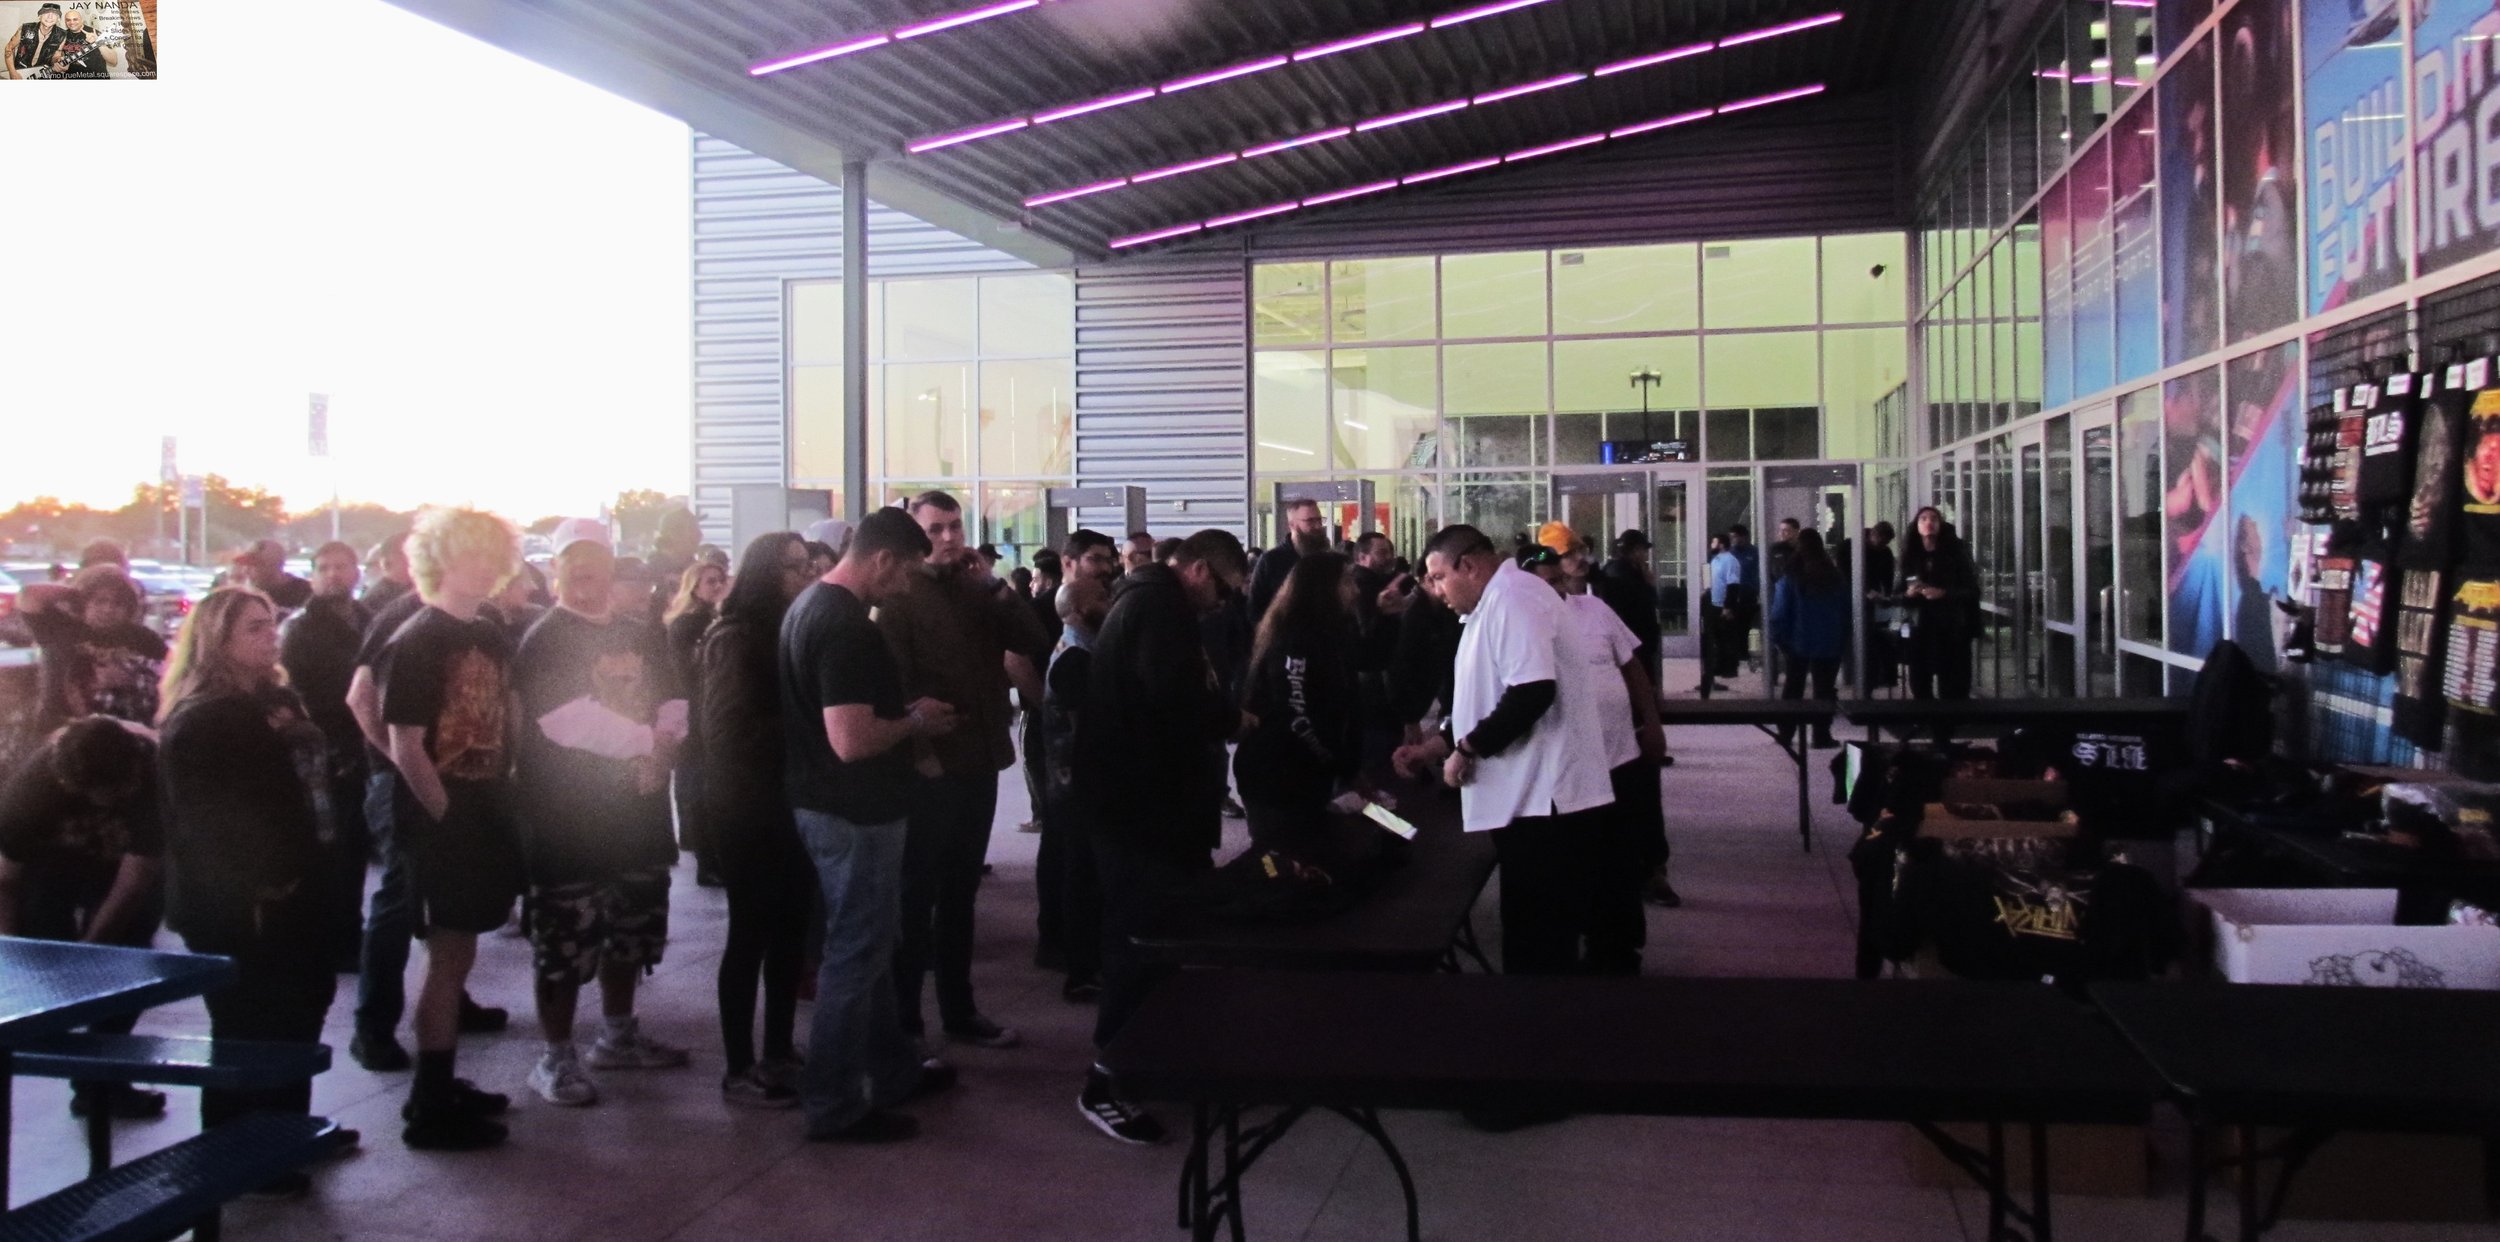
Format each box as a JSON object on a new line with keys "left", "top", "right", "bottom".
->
{"left": 1235, "top": 552, "right": 1362, "bottom": 866}
{"left": 279, "top": 541, "right": 373, "bottom": 973}
{"left": 1388, "top": 577, "right": 1462, "bottom": 741}
{"left": 663, "top": 560, "right": 729, "bottom": 887}
{"left": 699, "top": 532, "right": 816, "bottom": 1109}
{"left": 1035, "top": 572, "right": 1110, "bottom": 1001}
{"left": 1895, "top": 507, "right": 1980, "bottom": 701}
{"left": 157, "top": 588, "right": 351, "bottom": 1169}
{"left": 1074, "top": 529, "right": 1252, "bottom": 1146}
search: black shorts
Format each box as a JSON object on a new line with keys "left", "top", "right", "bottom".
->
{"left": 396, "top": 778, "right": 525, "bottom": 937}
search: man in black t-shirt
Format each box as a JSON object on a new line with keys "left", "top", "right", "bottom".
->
{"left": 512, "top": 532, "right": 692, "bottom": 1109}
{"left": 374, "top": 508, "right": 527, "bottom": 1152}
{"left": 279, "top": 541, "right": 372, "bottom": 973}
{"left": 779, "top": 508, "right": 958, "bottom": 1143}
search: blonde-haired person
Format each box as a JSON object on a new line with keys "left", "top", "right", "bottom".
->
{"left": 155, "top": 588, "right": 353, "bottom": 1177}
{"left": 662, "top": 560, "right": 730, "bottom": 886}
{"left": 373, "top": 506, "right": 526, "bottom": 1150}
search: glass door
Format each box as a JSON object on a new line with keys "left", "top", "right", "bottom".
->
{"left": 1553, "top": 466, "right": 1705, "bottom": 658}
{"left": 2016, "top": 428, "right": 2049, "bottom": 695}
{"left": 2078, "top": 402, "right": 2118, "bottom": 697}
{"left": 2039, "top": 413, "right": 2079, "bottom": 695}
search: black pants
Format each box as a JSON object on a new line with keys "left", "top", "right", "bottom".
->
{"left": 1034, "top": 797, "right": 1102, "bottom": 986}
{"left": 323, "top": 765, "right": 369, "bottom": 973}
{"left": 1905, "top": 618, "right": 1973, "bottom": 701}
{"left": 188, "top": 894, "right": 338, "bottom": 1128}
{"left": 1588, "top": 766, "right": 1661, "bottom": 976}
{"left": 1091, "top": 836, "right": 1209, "bottom": 1053}
{"left": 20, "top": 869, "right": 156, "bottom": 1100}
{"left": 1778, "top": 656, "right": 1841, "bottom": 743}
{"left": 1491, "top": 809, "right": 1606, "bottom": 976}
{"left": 895, "top": 774, "right": 999, "bottom": 1034}
{"left": 717, "top": 814, "right": 814, "bottom": 1076}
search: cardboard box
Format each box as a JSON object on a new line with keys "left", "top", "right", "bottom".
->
{"left": 1903, "top": 1123, "right": 2148, "bottom": 1197}
{"left": 2193, "top": 889, "right": 2500, "bottom": 989}
{"left": 1921, "top": 778, "right": 2076, "bottom": 838}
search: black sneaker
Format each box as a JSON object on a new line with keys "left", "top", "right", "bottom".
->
{"left": 351, "top": 1032, "right": 413, "bottom": 1073}
{"left": 243, "top": 1170, "right": 312, "bottom": 1200}
{"left": 942, "top": 1015, "right": 1020, "bottom": 1049}
{"left": 400, "top": 1079, "right": 511, "bottom": 1123}
{"left": 907, "top": 1059, "right": 958, "bottom": 1102}
{"left": 69, "top": 1085, "right": 166, "bottom": 1120}
{"left": 1078, "top": 1080, "right": 1167, "bottom": 1145}
{"left": 456, "top": 997, "right": 509, "bottom": 1034}
{"left": 1646, "top": 877, "right": 1684, "bottom": 909}
{"left": 402, "top": 1112, "right": 507, "bottom": 1152}
{"left": 807, "top": 1110, "right": 918, "bottom": 1143}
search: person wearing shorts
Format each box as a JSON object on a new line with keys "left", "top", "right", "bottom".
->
{"left": 512, "top": 525, "right": 691, "bottom": 1108}
{"left": 377, "top": 507, "right": 528, "bottom": 1151}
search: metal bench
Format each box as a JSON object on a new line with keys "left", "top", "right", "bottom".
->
{"left": 0, "top": 1112, "right": 349, "bottom": 1242}
{"left": 9, "top": 1034, "right": 332, "bottom": 1177}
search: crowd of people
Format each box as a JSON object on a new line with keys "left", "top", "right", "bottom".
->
{"left": 0, "top": 488, "right": 1979, "bottom": 1185}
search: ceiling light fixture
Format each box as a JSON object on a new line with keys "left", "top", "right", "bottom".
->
{"left": 1293, "top": 24, "right": 1426, "bottom": 62}
{"left": 1107, "top": 83, "right": 1824, "bottom": 249}
{"left": 751, "top": 0, "right": 1064, "bottom": 76}
{"left": 1023, "top": 13, "right": 1841, "bottom": 206}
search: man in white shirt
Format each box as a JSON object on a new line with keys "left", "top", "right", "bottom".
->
{"left": 1393, "top": 525, "right": 1614, "bottom": 977}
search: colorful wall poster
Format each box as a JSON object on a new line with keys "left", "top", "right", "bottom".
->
{"left": 2073, "top": 136, "right": 2118, "bottom": 397}
{"left": 2226, "top": 341, "right": 2304, "bottom": 671}
{"left": 2220, "top": 0, "right": 2303, "bottom": 341}
{"left": 2162, "top": 36, "right": 2223, "bottom": 365}
{"left": 2167, "top": 366, "right": 2229, "bottom": 657}
{"left": 2303, "top": 0, "right": 2410, "bottom": 313}
{"left": 1, "top": 1, "right": 151, "bottom": 78}
{"left": 2413, "top": 0, "right": 2500, "bottom": 277}
{"left": 2113, "top": 96, "right": 2162, "bottom": 383}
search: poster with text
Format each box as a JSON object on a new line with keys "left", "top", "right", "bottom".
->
{"left": 2043, "top": 176, "right": 2075, "bottom": 410}
{"left": 2304, "top": 0, "right": 2409, "bottom": 313}
{"left": 2074, "top": 136, "right": 2118, "bottom": 396}
{"left": 2114, "top": 97, "right": 2162, "bottom": 384}
{"left": 1, "top": 1, "right": 151, "bottom": 79}
{"left": 2167, "top": 367, "right": 2228, "bottom": 658}
{"left": 2226, "top": 341, "right": 2304, "bottom": 672}
{"left": 2221, "top": 0, "right": 2302, "bottom": 342}
{"left": 2162, "top": 36, "right": 2222, "bottom": 365}
{"left": 2414, "top": 0, "right": 2500, "bottom": 276}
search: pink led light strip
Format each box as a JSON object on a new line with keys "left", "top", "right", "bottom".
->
{"left": 906, "top": 0, "right": 1588, "bottom": 153}
{"left": 1108, "top": 84, "right": 1825, "bottom": 249}
{"left": 1023, "top": 12, "right": 1842, "bottom": 208}
{"left": 750, "top": 0, "right": 1060, "bottom": 77}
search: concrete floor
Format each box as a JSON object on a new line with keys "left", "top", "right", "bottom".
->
{"left": 5, "top": 664, "right": 2489, "bottom": 1240}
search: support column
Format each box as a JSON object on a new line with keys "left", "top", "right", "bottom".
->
{"left": 841, "top": 158, "right": 869, "bottom": 522}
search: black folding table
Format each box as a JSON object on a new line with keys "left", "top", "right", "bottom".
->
{"left": 2090, "top": 981, "right": 2500, "bottom": 1242}
{"left": 1844, "top": 696, "right": 2190, "bottom": 744}
{"left": 1106, "top": 970, "right": 2161, "bottom": 1242}
{"left": 1653, "top": 698, "right": 1837, "bottom": 852}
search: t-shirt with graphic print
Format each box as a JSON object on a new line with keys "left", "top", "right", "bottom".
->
{"left": 376, "top": 605, "right": 514, "bottom": 789}
{"left": 511, "top": 607, "right": 681, "bottom": 883}
{"left": 0, "top": 723, "right": 162, "bottom": 900}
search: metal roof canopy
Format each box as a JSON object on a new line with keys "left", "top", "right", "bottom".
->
{"left": 385, "top": 0, "right": 1933, "bottom": 263}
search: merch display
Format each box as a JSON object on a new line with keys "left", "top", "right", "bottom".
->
{"left": 2357, "top": 371, "right": 2421, "bottom": 505}
{"left": 2301, "top": 401, "right": 2344, "bottom": 524}
{"left": 2394, "top": 568, "right": 2450, "bottom": 748}
{"left": 2448, "top": 577, "right": 2500, "bottom": 716}
{"left": 2311, "top": 550, "right": 2357, "bottom": 655}
{"left": 2344, "top": 555, "right": 2397, "bottom": 672}
{"left": 2468, "top": 399, "right": 2500, "bottom": 567}
{"left": 2332, "top": 386, "right": 2369, "bottom": 521}
{"left": 2402, "top": 365, "right": 2485, "bottom": 569}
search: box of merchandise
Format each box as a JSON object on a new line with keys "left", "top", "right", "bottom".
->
{"left": 1920, "top": 778, "right": 2076, "bottom": 839}
{"left": 2193, "top": 889, "right": 2500, "bottom": 989}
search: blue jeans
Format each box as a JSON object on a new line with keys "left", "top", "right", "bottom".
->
{"left": 354, "top": 766, "right": 412, "bottom": 1038}
{"left": 795, "top": 808, "right": 922, "bottom": 1135}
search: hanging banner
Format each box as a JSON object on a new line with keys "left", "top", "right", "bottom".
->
{"left": 2161, "top": 35, "right": 2223, "bottom": 366}
{"left": 2303, "top": 0, "right": 2409, "bottom": 313}
{"left": 2167, "top": 367, "right": 2230, "bottom": 658}
{"left": 2226, "top": 341, "right": 2304, "bottom": 671}
{"left": 309, "top": 394, "right": 330, "bottom": 458}
{"left": 2221, "top": 0, "right": 2303, "bottom": 342}
{"left": 2413, "top": 0, "right": 2500, "bottom": 278}
{"left": 0, "top": 1, "right": 153, "bottom": 79}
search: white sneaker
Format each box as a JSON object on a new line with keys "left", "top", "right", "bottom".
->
{"left": 585, "top": 1020, "right": 691, "bottom": 1070}
{"left": 529, "top": 1048, "right": 598, "bottom": 1107}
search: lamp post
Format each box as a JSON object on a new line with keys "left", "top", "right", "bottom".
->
{"left": 1629, "top": 366, "right": 1662, "bottom": 442}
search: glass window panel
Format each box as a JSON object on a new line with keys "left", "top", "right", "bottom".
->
{"left": 1441, "top": 252, "right": 1547, "bottom": 338}
{"left": 791, "top": 281, "right": 882, "bottom": 366}
{"left": 882, "top": 278, "right": 978, "bottom": 360}
{"left": 1444, "top": 341, "right": 1547, "bottom": 414}
{"left": 1330, "top": 256, "right": 1437, "bottom": 342}
{"left": 1253, "top": 350, "right": 1328, "bottom": 474}
{"left": 2037, "top": 17, "right": 2070, "bottom": 172}
{"left": 1703, "top": 237, "right": 1819, "bottom": 329}
{"left": 1252, "top": 262, "right": 1325, "bottom": 346}
{"left": 1822, "top": 233, "right": 1908, "bottom": 325}
{"left": 1706, "top": 331, "right": 1819, "bottom": 411}
{"left": 881, "top": 362, "right": 974, "bottom": 478}
{"left": 977, "top": 483, "right": 1049, "bottom": 568}
{"left": 790, "top": 364, "right": 844, "bottom": 486}
{"left": 977, "top": 358, "right": 1073, "bottom": 476}
{"left": 2115, "top": 384, "right": 2164, "bottom": 645}
{"left": 1553, "top": 337, "right": 1698, "bottom": 413}
{"left": 977, "top": 273, "right": 1074, "bottom": 357}
{"left": 1329, "top": 347, "right": 1439, "bottom": 472}
{"left": 1753, "top": 407, "right": 1819, "bottom": 460}
{"left": 1706, "top": 410, "right": 1752, "bottom": 461}
{"left": 1552, "top": 244, "right": 1698, "bottom": 334}
{"left": 2044, "top": 413, "right": 2074, "bottom": 625}
{"left": 1823, "top": 327, "right": 1908, "bottom": 460}
{"left": 1448, "top": 473, "right": 1539, "bottom": 547}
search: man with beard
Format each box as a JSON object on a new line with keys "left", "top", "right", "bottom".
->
{"left": 279, "top": 541, "right": 375, "bottom": 971}
{"left": 1247, "top": 498, "right": 1330, "bottom": 622}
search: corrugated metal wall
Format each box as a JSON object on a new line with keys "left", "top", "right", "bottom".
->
{"left": 1070, "top": 257, "right": 1253, "bottom": 537}
{"left": 688, "top": 133, "right": 1036, "bottom": 540}
{"left": 1202, "top": 95, "right": 1904, "bottom": 261}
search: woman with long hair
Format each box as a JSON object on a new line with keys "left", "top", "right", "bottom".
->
{"left": 156, "top": 588, "right": 350, "bottom": 1172}
{"left": 1894, "top": 506, "right": 1980, "bottom": 701}
{"left": 698, "top": 532, "right": 817, "bottom": 1107}
{"left": 1234, "top": 551, "right": 1363, "bottom": 867}
{"left": 663, "top": 560, "right": 732, "bottom": 885}
{"left": 1769, "top": 529, "right": 1847, "bottom": 745}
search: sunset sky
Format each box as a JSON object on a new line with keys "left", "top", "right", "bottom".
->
{"left": 0, "top": 0, "right": 691, "bottom": 521}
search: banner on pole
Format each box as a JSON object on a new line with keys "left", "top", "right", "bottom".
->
{"left": 159, "top": 436, "right": 177, "bottom": 485}
{"left": 180, "top": 475, "right": 204, "bottom": 508}
{"left": 309, "top": 393, "right": 330, "bottom": 458}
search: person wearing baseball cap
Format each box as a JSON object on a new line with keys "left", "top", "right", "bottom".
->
{"left": 6, "top": 4, "right": 65, "bottom": 79}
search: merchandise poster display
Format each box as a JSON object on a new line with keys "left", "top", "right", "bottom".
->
{"left": 2166, "top": 367, "right": 2229, "bottom": 658}
{"left": 2226, "top": 341, "right": 2303, "bottom": 672}
{"left": 2161, "top": 33, "right": 2223, "bottom": 366}
{"left": 2113, "top": 97, "right": 2162, "bottom": 383}
{"left": 2413, "top": 0, "right": 2500, "bottom": 278}
{"left": 2302, "top": 0, "right": 2409, "bottom": 314}
{"left": 1, "top": 1, "right": 152, "bottom": 79}
{"left": 2220, "top": 0, "right": 2301, "bottom": 344}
